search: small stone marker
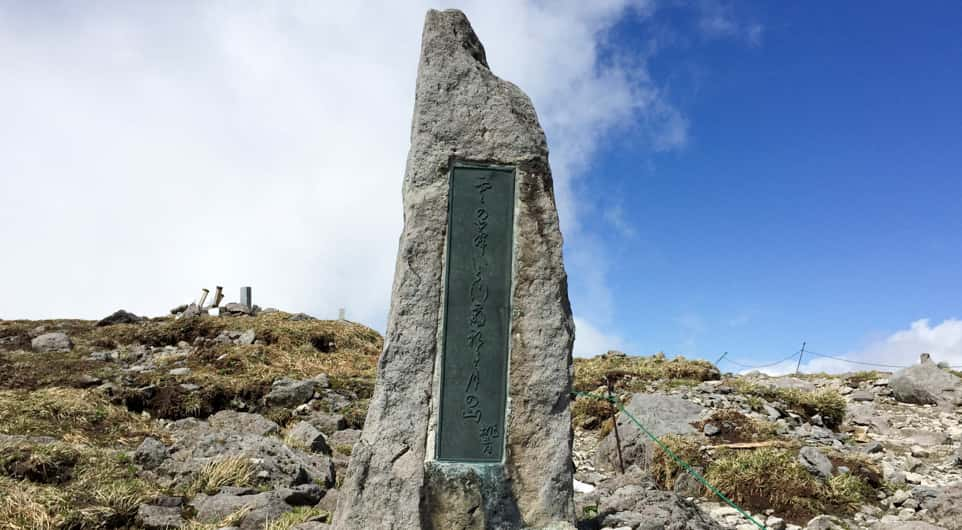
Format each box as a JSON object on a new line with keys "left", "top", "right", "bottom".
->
{"left": 334, "top": 9, "right": 575, "bottom": 530}
{"left": 240, "top": 286, "right": 252, "bottom": 310}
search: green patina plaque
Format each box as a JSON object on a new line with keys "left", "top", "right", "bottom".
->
{"left": 436, "top": 164, "right": 515, "bottom": 463}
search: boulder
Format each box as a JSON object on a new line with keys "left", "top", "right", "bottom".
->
{"left": 136, "top": 503, "right": 184, "bottom": 529}
{"left": 96, "top": 309, "right": 143, "bottom": 326}
{"left": 180, "top": 303, "right": 204, "bottom": 319}
{"left": 304, "top": 411, "right": 347, "bottom": 435}
{"left": 287, "top": 421, "right": 332, "bottom": 455}
{"left": 237, "top": 329, "right": 256, "bottom": 345}
{"left": 289, "top": 313, "right": 316, "bottom": 321}
{"left": 927, "top": 482, "right": 962, "bottom": 529}
{"left": 158, "top": 416, "right": 334, "bottom": 490}
{"left": 805, "top": 515, "right": 847, "bottom": 529}
{"left": 595, "top": 393, "right": 704, "bottom": 471}
{"left": 889, "top": 357, "right": 962, "bottom": 405}
{"left": 190, "top": 491, "right": 291, "bottom": 530}
{"left": 134, "top": 437, "right": 169, "bottom": 470}
{"left": 31, "top": 332, "right": 72, "bottom": 352}
{"left": 208, "top": 411, "right": 280, "bottom": 437}
{"left": 220, "top": 302, "right": 252, "bottom": 317}
{"left": 798, "top": 446, "right": 833, "bottom": 481}
{"left": 586, "top": 468, "right": 722, "bottom": 530}
{"left": 265, "top": 378, "right": 316, "bottom": 408}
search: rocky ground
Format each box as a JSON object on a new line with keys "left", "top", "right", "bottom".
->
{"left": 2, "top": 311, "right": 961, "bottom": 530}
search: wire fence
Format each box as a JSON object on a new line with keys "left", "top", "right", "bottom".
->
{"left": 704, "top": 346, "right": 962, "bottom": 372}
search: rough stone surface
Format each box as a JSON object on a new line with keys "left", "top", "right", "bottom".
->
{"left": 799, "top": 446, "right": 834, "bottom": 480}
{"left": 134, "top": 437, "right": 169, "bottom": 469}
{"left": 136, "top": 503, "right": 184, "bottom": 529}
{"left": 157, "top": 416, "right": 334, "bottom": 490}
{"left": 871, "top": 523, "right": 947, "bottom": 530}
{"left": 31, "top": 332, "right": 72, "bottom": 352}
{"left": 265, "top": 378, "right": 316, "bottom": 408}
{"left": 595, "top": 393, "right": 704, "bottom": 471}
{"left": 220, "top": 302, "right": 253, "bottom": 317}
{"left": 96, "top": 309, "right": 143, "bottom": 326}
{"left": 208, "top": 410, "right": 280, "bottom": 436}
{"left": 190, "top": 491, "right": 291, "bottom": 530}
{"left": 334, "top": 9, "right": 574, "bottom": 530}
{"left": 583, "top": 468, "right": 722, "bottom": 530}
{"left": 287, "top": 421, "right": 332, "bottom": 455}
{"left": 927, "top": 482, "right": 962, "bottom": 529}
{"left": 889, "top": 359, "right": 962, "bottom": 405}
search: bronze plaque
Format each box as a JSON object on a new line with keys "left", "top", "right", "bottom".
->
{"left": 436, "top": 164, "right": 515, "bottom": 462}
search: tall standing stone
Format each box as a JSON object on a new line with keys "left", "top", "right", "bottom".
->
{"left": 333, "top": 9, "right": 575, "bottom": 530}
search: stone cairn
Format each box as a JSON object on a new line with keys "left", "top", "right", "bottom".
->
{"left": 333, "top": 9, "right": 576, "bottom": 530}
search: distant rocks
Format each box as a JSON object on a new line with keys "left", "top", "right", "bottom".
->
{"left": 220, "top": 302, "right": 253, "bottom": 317}
{"left": 889, "top": 355, "right": 962, "bottom": 405}
{"left": 96, "top": 309, "right": 143, "bottom": 326}
{"left": 31, "top": 331, "right": 72, "bottom": 352}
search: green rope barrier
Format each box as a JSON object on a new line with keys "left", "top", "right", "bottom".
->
{"left": 574, "top": 390, "right": 768, "bottom": 530}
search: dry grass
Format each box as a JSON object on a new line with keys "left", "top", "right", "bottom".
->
{"left": 649, "top": 435, "right": 706, "bottom": 490}
{"left": 182, "top": 506, "right": 252, "bottom": 530}
{"left": 692, "top": 409, "right": 779, "bottom": 444}
{"left": 264, "top": 507, "right": 331, "bottom": 530}
{"left": 705, "top": 448, "right": 821, "bottom": 520}
{"left": 728, "top": 380, "right": 847, "bottom": 429}
{"left": 574, "top": 352, "right": 720, "bottom": 394}
{"left": 0, "top": 441, "right": 155, "bottom": 529}
{"left": 0, "top": 388, "right": 162, "bottom": 447}
{"left": 183, "top": 456, "right": 255, "bottom": 497}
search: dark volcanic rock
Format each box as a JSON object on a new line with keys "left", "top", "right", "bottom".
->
{"left": 96, "top": 309, "right": 143, "bottom": 326}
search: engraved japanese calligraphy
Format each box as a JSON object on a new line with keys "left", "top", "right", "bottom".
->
{"left": 436, "top": 164, "right": 514, "bottom": 462}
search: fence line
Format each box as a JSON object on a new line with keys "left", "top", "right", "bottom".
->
{"left": 694, "top": 346, "right": 962, "bottom": 371}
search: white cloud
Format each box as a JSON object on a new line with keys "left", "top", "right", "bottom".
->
{"left": 1, "top": 0, "right": 756, "bottom": 361}
{"left": 696, "top": 0, "right": 763, "bottom": 47}
{"left": 574, "top": 317, "right": 627, "bottom": 357}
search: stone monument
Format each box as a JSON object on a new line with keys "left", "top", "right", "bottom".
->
{"left": 333, "top": 9, "right": 575, "bottom": 530}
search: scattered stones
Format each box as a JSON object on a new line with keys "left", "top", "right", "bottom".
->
{"left": 31, "top": 331, "right": 72, "bottom": 352}
{"left": 584, "top": 468, "right": 722, "bottom": 529}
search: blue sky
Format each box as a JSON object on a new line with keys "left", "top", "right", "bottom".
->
{"left": 566, "top": 1, "right": 962, "bottom": 367}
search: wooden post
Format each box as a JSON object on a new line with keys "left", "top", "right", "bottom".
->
{"left": 606, "top": 374, "right": 625, "bottom": 474}
{"left": 795, "top": 341, "right": 806, "bottom": 375}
